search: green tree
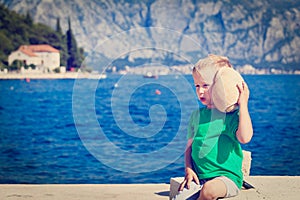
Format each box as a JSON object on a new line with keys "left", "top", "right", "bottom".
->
{"left": 56, "top": 17, "right": 62, "bottom": 34}
{"left": 56, "top": 17, "right": 67, "bottom": 67}
{"left": 24, "top": 11, "right": 33, "bottom": 25}
{"left": 59, "top": 34, "right": 68, "bottom": 67}
{"left": 66, "top": 17, "right": 75, "bottom": 70}
{"left": 29, "top": 63, "right": 36, "bottom": 70}
{"left": 9, "top": 60, "right": 23, "bottom": 71}
{"left": 66, "top": 17, "right": 83, "bottom": 70}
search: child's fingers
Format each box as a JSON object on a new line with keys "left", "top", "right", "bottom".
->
{"left": 178, "top": 177, "right": 200, "bottom": 191}
{"left": 178, "top": 179, "right": 187, "bottom": 191}
{"left": 194, "top": 176, "right": 200, "bottom": 185}
{"left": 186, "top": 178, "right": 192, "bottom": 189}
{"left": 236, "top": 82, "right": 243, "bottom": 93}
{"left": 244, "top": 82, "right": 250, "bottom": 93}
{"left": 237, "top": 81, "right": 248, "bottom": 93}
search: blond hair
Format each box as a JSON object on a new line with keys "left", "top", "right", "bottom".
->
{"left": 193, "top": 54, "right": 233, "bottom": 84}
{"left": 193, "top": 54, "right": 232, "bottom": 72}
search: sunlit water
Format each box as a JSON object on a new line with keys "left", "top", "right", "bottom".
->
{"left": 0, "top": 75, "right": 299, "bottom": 183}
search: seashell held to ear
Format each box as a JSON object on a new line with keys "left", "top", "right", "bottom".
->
{"left": 211, "top": 67, "right": 244, "bottom": 113}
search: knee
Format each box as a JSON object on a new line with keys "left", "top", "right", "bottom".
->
{"left": 198, "top": 182, "right": 223, "bottom": 200}
{"left": 199, "top": 184, "right": 216, "bottom": 200}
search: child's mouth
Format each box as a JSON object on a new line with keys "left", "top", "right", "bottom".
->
{"left": 200, "top": 97, "right": 206, "bottom": 102}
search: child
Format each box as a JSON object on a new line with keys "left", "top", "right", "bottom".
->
{"left": 176, "top": 55, "right": 253, "bottom": 200}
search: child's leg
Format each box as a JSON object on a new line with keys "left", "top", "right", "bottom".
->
{"left": 198, "top": 178, "right": 226, "bottom": 200}
{"left": 198, "top": 176, "right": 239, "bottom": 200}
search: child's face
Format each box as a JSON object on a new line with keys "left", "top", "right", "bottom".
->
{"left": 192, "top": 70, "right": 214, "bottom": 108}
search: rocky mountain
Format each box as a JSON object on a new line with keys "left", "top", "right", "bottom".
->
{"left": 1, "top": 0, "right": 300, "bottom": 70}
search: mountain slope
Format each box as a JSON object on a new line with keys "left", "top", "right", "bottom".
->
{"left": 1, "top": 0, "right": 300, "bottom": 70}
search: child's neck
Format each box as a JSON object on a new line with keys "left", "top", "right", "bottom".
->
{"left": 206, "top": 104, "right": 215, "bottom": 109}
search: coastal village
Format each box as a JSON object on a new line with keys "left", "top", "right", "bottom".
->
{"left": 0, "top": 43, "right": 300, "bottom": 79}
{"left": 0, "top": 44, "right": 106, "bottom": 79}
{"left": 7, "top": 44, "right": 62, "bottom": 73}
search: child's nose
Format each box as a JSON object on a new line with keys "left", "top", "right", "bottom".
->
{"left": 197, "top": 87, "right": 205, "bottom": 95}
{"left": 199, "top": 87, "right": 205, "bottom": 94}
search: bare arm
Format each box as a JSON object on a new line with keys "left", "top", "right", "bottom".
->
{"left": 178, "top": 139, "right": 200, "bottom": 191}
{"left": 236, "top": 82, "right": 253, "bottom": 144}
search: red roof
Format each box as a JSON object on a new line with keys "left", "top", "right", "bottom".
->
{"left": 18, "top": 45, "right": 59, "bottom": 57}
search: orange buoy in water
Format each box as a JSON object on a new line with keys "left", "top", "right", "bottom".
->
{"left": 155, "top": 89, "right": 161, "bottom": 95}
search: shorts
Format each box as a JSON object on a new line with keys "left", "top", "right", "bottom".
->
{"left": 172, "top": 176, "right": 239, "bottom": 200}
{"left": 214, "top": 176, "right": 239, "bottom": 198}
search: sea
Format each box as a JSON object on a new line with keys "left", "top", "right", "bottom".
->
{"left": 0, "top": 74, "right": 299, "bottom": 184}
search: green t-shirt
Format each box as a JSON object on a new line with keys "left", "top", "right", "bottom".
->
{"left": 188, "top": 107, "right": 243, "bottom": 188}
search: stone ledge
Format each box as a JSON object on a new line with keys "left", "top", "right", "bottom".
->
{"left": 0, "top": 176, "right": 299, "bottom": 200}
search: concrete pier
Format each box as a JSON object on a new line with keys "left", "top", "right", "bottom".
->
{"left": 0, "top": 176, "right": 299, "bottom": 200}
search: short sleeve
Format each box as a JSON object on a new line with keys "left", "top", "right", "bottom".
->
{"left": 228, "top": 109, "right": 240, "bottom": 140}
{"left": 187, "top": 109, "right": 200, "bottom": 139}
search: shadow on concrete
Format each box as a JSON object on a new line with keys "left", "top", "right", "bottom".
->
{"left": 155, "top": 190, "right": 170, "bottom": 197}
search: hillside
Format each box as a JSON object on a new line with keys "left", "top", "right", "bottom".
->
{"left": 1, "top": 0, "right": 300, "bottom": 71}
{"left": 0, "top": 3, "right": 84, "bottom": 70}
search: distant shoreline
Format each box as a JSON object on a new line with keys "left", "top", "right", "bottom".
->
{"left": 0, "top": 72, "right": 107, "bottom": 80}
{"left": 0, "top": 72, "right": 299, "bottom": 80}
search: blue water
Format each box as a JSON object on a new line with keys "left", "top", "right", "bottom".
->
{"left": 0, "top": 75, "right": 299, "bottom": 184}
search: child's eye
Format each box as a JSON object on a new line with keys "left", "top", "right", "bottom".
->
{"left": 203, "top": 84, "right": 210, "bottom": 88}
{"left": 195, "top": 85, "right": 200, "bottom": 88}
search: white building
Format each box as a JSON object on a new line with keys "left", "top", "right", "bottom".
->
{"left": 8, "top": 44, "right": 60, "bottom": 71}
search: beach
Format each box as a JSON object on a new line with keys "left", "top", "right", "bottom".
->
{"left": 0, "top": 176, "right": 299, "bottom": 200}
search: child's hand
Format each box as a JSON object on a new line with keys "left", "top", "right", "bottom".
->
{"left": 236, "top": 81, "right": 253, "bottom": 144}
{"left": 178, "top": 167, "right": 200, "bottom": 191}
{"left": 237, "top": 81, "right": 250, "bottom": 107}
